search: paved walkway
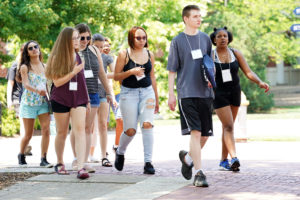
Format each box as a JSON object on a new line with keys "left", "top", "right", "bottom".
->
{"left": 0, "top": 119, "right": 300, "bottom": 200}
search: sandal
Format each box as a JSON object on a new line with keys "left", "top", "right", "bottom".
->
{"left": 55, "top": 164, "right": 69, "bottom": 175}
{"left": 102, "top": 158, "right": 112, "bottom": 167}
{"left": 77, "top": 168, "right": 89, "bottom": 179}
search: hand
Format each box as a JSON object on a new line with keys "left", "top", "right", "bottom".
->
{"left": 259, "top": 82, "right": 270, "bottom": 93}
{"left": 73, "top": 60, "right": 85, "bottom": 75}
{"left": 106, "top": 94, "right": 113, "bottom": 105}
{"left": 111, "top": 97, "right": 118, "bottom": 108}
{"left": 131, "top": 67, "right": 145, "bottom": 77}
{"left": 7, "top": 101, "right": 13, "bottom": 110}
{"left": 207, "top": 81, "right": 212, "bottom": 88}
{"left": 168, "top": 93, "right": 177, "bottom": 111}
{"left": 154, "top": 99, "right": 159, "bottom": 114}
{"left": 38, "top": 89, "right": 47, "bottom": 96}
{"left": 87, "top": 102, "right": 91, "bottom": 113}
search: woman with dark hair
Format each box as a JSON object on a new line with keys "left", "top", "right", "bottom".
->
{"left": 46, "top": 27, "right": 89, "bottom": 179}
{"left": 89, "top": 33, "right": 119, "bottom": 165}
{"left": 69, "top": 24, "right": 113, "bottom": 171}
{"left": 114, "top": 26, "right": 159, "bottom": 174}
{"left": 210, "top": 27, "right": 269, "bottom": 172}
{"left": 17, "top": 41, "right": 52, "bottom": 168}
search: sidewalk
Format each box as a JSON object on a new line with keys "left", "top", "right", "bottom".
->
{"left": 0, "top": 120, "right": 300, "bottom": 200}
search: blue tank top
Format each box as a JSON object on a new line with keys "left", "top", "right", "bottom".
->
{"left": 122, "top": 49, "right": 152, "bottom": 88}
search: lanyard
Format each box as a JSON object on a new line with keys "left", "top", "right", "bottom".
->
{"left": 184, "top": 31, "right": 201, "bottom": 51}
{"left": 214, "top": 48, "right": 231, "bottom": 70}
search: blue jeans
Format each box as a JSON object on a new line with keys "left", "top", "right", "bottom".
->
{"left": 119, "top": 85, "right": 155, "bottom": 162}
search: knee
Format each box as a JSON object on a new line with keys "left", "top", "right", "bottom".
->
{"left": 142, "top": 122, "right": 153, "bottom": 129}
{"left": 146, "top": 98, "right": 155, "bottom": 109}
{"left": 223, "top": 124, "right": 234, "bottom": 133}
{"left": 191, "top": 131, "right": 201, "bottom": 140}
{"left": 125, "top": 128, "right": 136, "bottom": 137}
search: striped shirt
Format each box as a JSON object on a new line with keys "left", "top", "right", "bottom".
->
{"left": 81, "top": 46, "right": 99, "bottom": 94}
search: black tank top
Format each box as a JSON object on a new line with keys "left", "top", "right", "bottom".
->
{"left": 122, "top": 49, "right": 152, "bottom": 88}
{"left": 214, "top": 49, "right": 240, "bottom": 90}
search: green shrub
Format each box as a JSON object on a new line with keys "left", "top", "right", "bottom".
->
{"left": 0, "top": 79, "right": 20, "bottom": 136}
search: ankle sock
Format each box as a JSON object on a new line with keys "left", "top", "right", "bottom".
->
{"left": 185, "top": 153, "right": 193, "bottom": 166}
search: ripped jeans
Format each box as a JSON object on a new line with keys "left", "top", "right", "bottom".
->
{"left": 118, "top": 85, "right": 155, "bottom": 162}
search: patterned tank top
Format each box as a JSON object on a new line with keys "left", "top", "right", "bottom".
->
{"left": 21, "top": 72, "right": 47, "bottom": 106}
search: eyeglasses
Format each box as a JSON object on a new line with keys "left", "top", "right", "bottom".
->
{"left": 135, "top": 36, "right": 147, "bottom": 41}
{"left": 81, "top": 36, "right": 91, "bottom": 41}
{"left": 28, "top": 45, "right": 39, "bottom": 51}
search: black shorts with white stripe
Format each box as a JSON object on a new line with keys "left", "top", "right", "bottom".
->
{"left": 178, "top": 98, "right": 213, "bottom": 136}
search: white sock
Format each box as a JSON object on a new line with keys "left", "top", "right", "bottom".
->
{"left": 195, "top": 169, "right": 202, "bottom": 174}
{"left": 185, "top": 153, "right": 193, "bottom": 166}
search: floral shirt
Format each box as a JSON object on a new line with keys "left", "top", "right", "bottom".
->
{"left": 21, "top": 72, "right": 47, "bottom": 106}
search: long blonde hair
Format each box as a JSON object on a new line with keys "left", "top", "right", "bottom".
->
{"left": 46, "top": 27, "right": 77, "bottom": 80}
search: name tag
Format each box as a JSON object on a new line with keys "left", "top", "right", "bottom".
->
{"left": 69, "top": 82, "right": 78, "bottom": 91}
{"left": 135, "top": 74, "right": 145, "bottom": 81}
{"left": 221, "top": 69, "right": 232, "bottom": 82}
{"left": 191, "top": 49, "right": 203, "bottom": 60}
{"left": 84, "top": 70, "right": 94, "bottom": 78}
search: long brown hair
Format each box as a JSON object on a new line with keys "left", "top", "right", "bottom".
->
{"left": 45, "top": 27, "right": 77, "bottom": 80}
{"left": 16, "top": 41, "right": 43, "bottom": 82}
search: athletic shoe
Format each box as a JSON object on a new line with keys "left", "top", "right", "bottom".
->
{"left": 219, "top": 159, "right": 231, "bottom": 171}
{"left": 40, "top": 157, "right": 53, "bottom": 168}
{"left": 77, "top": 168, "right": 89, "bottom": 179}
{"left": 193, "top": 170, "right": 209, "bottom": 187}
{"left": 231, "top": 157, "right": 240, "bottom": 172}
{"left": 144, "top": 162, "right": 155, "bottom": 174}
{"left": 114, "top": 152, "right": 125, "bottom": 171}
{"left": 179, "top": 150, "right": 193, "bottom": 180}
{"left": 18, "top": 153, "right": 27, "bottom": 166}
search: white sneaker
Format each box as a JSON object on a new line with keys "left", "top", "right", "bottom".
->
{"left": 89, "top": 156, "right": 99, "bottom": 163}
{"left": 84, "top": 164, "right": 96, "bottom": 173}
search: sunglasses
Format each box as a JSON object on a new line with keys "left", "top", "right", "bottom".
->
{"left": 81, "top": 36, "right": 91, "bottom": 41}
{"left": 135, "top": 36, "right": 147, "bottom": 41}
{"left": 28, "top": 45, "right": 39, "bottom": 51}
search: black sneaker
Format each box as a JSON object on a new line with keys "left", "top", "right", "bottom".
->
{"left": 144, "top": 162, "right": 155, "bottom": 174}
{"left": 40, "top": 157, "right": 54, "bottom": 168}
{"left": 18, "top": 153, "right": 27, "bottom": 166}
{"left": 230, "top": 157, "right": 240, "bottom": 172}
{"left": 179, "top": 150, "right": 193, "bottom": 180}
{"left": 114, "top": 152, "right": 125, "bottom": 171}
{"left": 193, "top": 170, "right": 209, "bottom": 187}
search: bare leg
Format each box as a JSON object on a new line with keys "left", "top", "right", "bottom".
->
{"left": 189, "top": 130, "right": 202, "bottom": 170}
{"left": 84, "top": 107, "right": 98, "bottom": 162}
{"left": 54, "top": 112, "right": 70, "bottom": 164}
{"left": 98, "top": 102, "right": 109, "bottom": 159}
{"left": 70, "top": 106, "right": 87, "bottom": 170}
{"left": 20, "top": 118, "right": 35, "bottom": 154}
{"left": 216, "top": 106, "right": 239, "bottom": 160}
{"left": 38, "top": 113, "right": 50, "bottom": 157}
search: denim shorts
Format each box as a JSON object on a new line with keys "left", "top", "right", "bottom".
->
{"left": 89, "top": 93, "right": 100, "bottom": 108}
{"left": 100, "top": 97, "right": 107, "bottom": 103}
{"left": 19, "top": 102, "right": 49, "bottom": 119}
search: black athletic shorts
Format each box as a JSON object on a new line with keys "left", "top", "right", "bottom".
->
{"left": 51, "top": 100, "right": 86, "bottom": 113}
{"left": 178, "top": 98, "right": 213, "bottom": 136}
{"left": 213, "top": 86, "right": 241, "bottom": 109}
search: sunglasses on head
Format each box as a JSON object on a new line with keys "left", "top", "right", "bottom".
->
{"left": 81, "top": 36, "right": 91, "bottom": 41}
{"left": 28, "top": 45, "right": 39, "bottom": 51}
{"left": 135, "top": 36, "right": 147, "bottom": 41}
